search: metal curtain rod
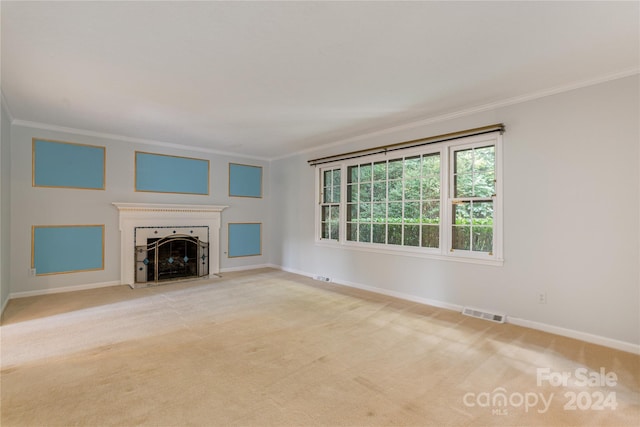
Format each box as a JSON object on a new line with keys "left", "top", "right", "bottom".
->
{"left": 307, "top": 123, "right": 505, "bottom": 166}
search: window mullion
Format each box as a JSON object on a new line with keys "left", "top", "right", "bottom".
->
{"left": 443, "top": 147, "right": 451, "bottom": 254}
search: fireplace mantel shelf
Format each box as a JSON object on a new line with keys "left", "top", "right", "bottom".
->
{"left": 113, "top": 202, "right": 228, "bottom": 213}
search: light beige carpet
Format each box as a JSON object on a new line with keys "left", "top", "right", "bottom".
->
{"left": 1, "top": 268, "right": 638, "bottom": 426}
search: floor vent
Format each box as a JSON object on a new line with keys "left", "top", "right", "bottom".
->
{"left": 462, "top": 307, "right": 505, "bottom": 323}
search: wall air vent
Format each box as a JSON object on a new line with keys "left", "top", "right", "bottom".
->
{"left": 462, "top": 307, "right": 505, "bottom": 323}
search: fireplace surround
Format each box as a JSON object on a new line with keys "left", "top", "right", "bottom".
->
{"left": 113, "top": 203, "right": 227, "bottom": 288}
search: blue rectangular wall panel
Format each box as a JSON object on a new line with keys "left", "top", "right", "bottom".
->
{"left": 229, "top": 163, "right": 262, "bottom": 198}
{"left": 136, "top": 152, "right": 209, "bottom": 195}
{"left": 228, "top": 223, "right": 262, "bottom": 257}
{"left": 33, "top": 225, "right": 104, "bottom": 275}
{"left": 33, "top": 139, "right": 105, "bottom": 189}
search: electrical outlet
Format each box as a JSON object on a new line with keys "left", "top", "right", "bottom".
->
{"left": 538, "top": 292, "right": 547, "bottom": 304}
{"left": 29, "top": 268, "right": 36, "bottom": 276}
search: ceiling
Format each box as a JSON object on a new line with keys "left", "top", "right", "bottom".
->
{"left": 2, "top": 1, "right": 638, "bottom": 160}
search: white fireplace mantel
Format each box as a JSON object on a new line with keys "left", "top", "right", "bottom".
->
{"left": 113, "top": 203, "right": 228, "bottom": 287}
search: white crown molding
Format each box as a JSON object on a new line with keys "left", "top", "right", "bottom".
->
{"left": 272, "top": 67, "right": 640, "bottom": 162}
{"left": 10, "top": 119, "right": 270, "bottom": 161}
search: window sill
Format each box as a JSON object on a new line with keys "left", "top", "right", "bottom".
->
{"left": 315, "top": 240, "right": 504, "bottom": 267}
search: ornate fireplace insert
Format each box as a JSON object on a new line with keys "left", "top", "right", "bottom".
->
{"left": 135, "top": 234, "right": 209, "bottom": 284}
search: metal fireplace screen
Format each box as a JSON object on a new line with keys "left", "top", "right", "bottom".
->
{"left": 135, "top": 235, "right": 209, "bottom": 283}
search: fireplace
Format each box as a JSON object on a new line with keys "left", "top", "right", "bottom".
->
{"left": 113, "top": 203, "right": 227, "bottom": 288}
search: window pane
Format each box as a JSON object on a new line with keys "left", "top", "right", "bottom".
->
{"left": 472, "top": 201, "right": 493, "bottom": 225}
{"left": 372, "top": 224, "right": 386, "bottom": 244}
{"left": 323, "top": 170, "right": 333, "bottom": 186}
{"left": 373, "top": 181, "right": 386, "bottom": 202}
{"left": 373, "top": 161, "right": 387, "bottom": 181}
{"left": 372, "top": 203, "right": 386, "bottom": 222}
{"left": 388, "top": 224, "right": 402, "bottom": 245}
{"left": 359, "top": 223, "right": 371, "bottom": 243}
{"left": 472, "top": 226, "right": 493, "bottom": 252}
{"left": 473, "top": 171, "right": 495, "bottom": 197}
{"left": 403, "top": 225, "right": 420, "bottom": 246}
{"left": 359, "top": 164, "right": 372, "bottom": 181}
{"left": 453, "top": 202, "right": 471, "bottom": 225}
{"left": 332, "top": 169, "right": 341, "bottom": 186}
{"left": 347, "top": 203, "right": 358, "bottom": 221}
{"left": 452, "top": 226, "right": 471, "bottom": 250}
{"left": 421, "top": 225, "right": 439, "bottom": 248}
{"left": 348, "top": 166, "right": 358, "bottom": 184}
{"left": 404, "top": 156, "right": 421, "bottom": 179}
{"left": 455, "top": 149, "right": 473, "bottom": 173}
{"left": 388, "top": 180, "right": 403, "bottom": 201}
{"left": 347, "top": 222, "right": 357, "bottom": 241}
{"left": 321, "top": 206, "right": 331, "bottom": 222}
{"left": 332, "top": 185, "right": 341, "bottom": 203}
{"left": 323, "top": 185, "right": 331, "bottom": 203}
{"left": 330, "top": 205, "right": 339, "bottom": 221}
{"left": 422, "top": 176, "right": 440, "bottom": 199}
{"left": 404, "top": 202, "right": 420, "bottom": 222}
{"left": 388, "top": 159, "right": 403, "bottom": 179}
{"left": 359, "top": 183, "right": 371, "bottom": 202}
{"left": 359, "top": 202, "right": 371, "bottom": 221}
{"left": 330, "top": 221, "right": 339, "bottom": 240}
{"left": 347, "top": 184, "right": 358, "bottom": 202}
{"left": 404, "top": 179, "right": 420, "bottom": 200}
{"left": 388, "top": 202, "right": 402, "bottom": 222}
{"left": 475, "top": 146, "right": 495, "bottom": 172}
{"left": 454, "top": 173, "right": 473, "bottom": 197}
{"left": 421, "top": 201, "right": 440, "bottom": 223}
{"left": 422, "top": 154, "right": 440, "bottom": 176}
{"left": 321, "top": 221, "right": 330, "bottom": 239}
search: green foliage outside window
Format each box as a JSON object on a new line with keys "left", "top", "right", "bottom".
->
{"left": 346, "top": 153, "right": 442, "bottom": 248}
{"left": 452, "top": 145, "right": 495, "bottom": 252}
{"left": 343, "top": 145, "right": 495, "bottom": 253}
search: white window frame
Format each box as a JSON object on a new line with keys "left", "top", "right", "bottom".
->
{"left": 314, "top": 132, "right": 503, "bottom": 266}
{"left": 317, "top": 166, "right": 342, "bottom": 242}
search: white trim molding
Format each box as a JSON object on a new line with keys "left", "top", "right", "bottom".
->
{"left": 9, "top": 280, "right": 122, "bottom": 300}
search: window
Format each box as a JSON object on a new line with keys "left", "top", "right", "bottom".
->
{"left": 345, "top": 153, "right": 440, "bottom": 248}
{"left": 450, "top": 144, "right": 495, "bottom": 253}
{"left": 319, "top": 167, "right": 341, "bottom": 240}
{"left": 315, "top": 132, "right": 502, "bottom": 264}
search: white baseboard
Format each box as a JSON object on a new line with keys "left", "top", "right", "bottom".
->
{"left": 506, "top": 317, "right": 640, "bottom": 355}
{"left": 220, "top": 263, "right": 274, "bottom": 273}
{"left": 273, "top": 265, "right": 640, "bottom": 355}
{"left": 9, "top": 280, "right": 123, "bottom": 300}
